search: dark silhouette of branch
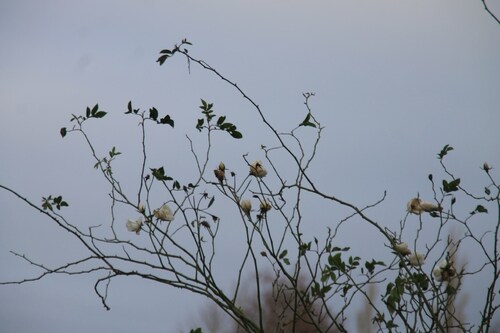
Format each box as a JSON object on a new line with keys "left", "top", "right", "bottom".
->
{"left": 482, "top": 0, "right": 500, "bottom": 24}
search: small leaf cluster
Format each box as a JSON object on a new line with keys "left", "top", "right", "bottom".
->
{"left": 299, "top": 113, "right": 316, "bottom": 128}
{"left": 437, "top": 144, "right": 492, "bottom": 216}
{"left": 320, "top": 247, "right": 359, "bottom": 286}
{"left": 93, "top": 146, "right": 122, "bottom": 176}
{"left": 384, "top": 273, "right": 429, "bottom": 315}
{"left": 384, "top": 276, "right": 405, "bottom": 315}
{"left": 150, "top": 167, "right": 173, "bottom": 182}
{"left": 471, "top": 204, "right": 488, "bottom": 214}
{"left": 196, "top": 99, "right": 242, "bottom": 139}
{"left": 125, "top": 101, "right": 174, "bottom": 127}
{"left": 150, "top": 166, "right": 197, "bottom": 192}
{"left": 85, "top": 104, "right": 107, "bottom": 119}
{"left": 437, "top": 144, "right": 453, "bottom": 160}
{"left": 363, "top": 259, "right": 386, "bottom": 275}
{"left": 298, "top": 241, "right": 312, "bottom": 256}
{"left": 311, "top": 281, "right": 332, "bottom": 298}
{"left": 196, "top": 99, "right": 215, "bottom": 129}
{"left": 156, "top": 38, "right": 192, "bottom": 66}
{"left": 60, "top": 104, "right": 107, "bottom": 138}
{"left": 189, "top": 328, "right": 203, "bottom": 333}
{"left": 279, "top": 249, "right": 290, "bottom": 265}
{"left": 108, "top": 146, "right": 121, "bottom": 159}
{"left": 443, "top": 178, "right": 460, "bottom": 193}
{"left": 41, "top": 195, "right": 69, "bottom": 211}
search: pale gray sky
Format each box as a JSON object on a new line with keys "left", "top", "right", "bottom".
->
{"left": 1, "top": 1, "right": 499, "bottom": 332}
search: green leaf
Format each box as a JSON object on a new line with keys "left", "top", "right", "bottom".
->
{"left": 149, "top": 107, "right": 158, "bottom": 121}
{"left": 299, "top": 242, "right": 311, "bottom": 256}
{"left": 328, "top": 253, "right": 345, "bottom": 272}
{"left": 160, "top": 115, "right": 174, "bottom": 127}
{"left": 311, "top": 282, "right": 320, "bottom": 297}
{"left": 219, "top": 122, "right": 233, "bottom": 130}
{"left": 485, "top": 187, "right": 491, "bottom": 195}
{"left": 443, "top": 178, "right": 460, "bottom": 193}
{"left": 217, "top": 116, "right": 226, "bottom": 125}
{"left": 207, "top": 196, "right": 215, "bottom": 208}
{"left": 94, "top": 111, "right": 107, "bottom": 118}
{"left": 472, "top": 205, "right": 488, "bottom": 214}
{"left": 386, "top": 320, "right": 398, "bottom": 329}
{"left": 201, "top": 99, "right": 208, "bottom": 110}
{"left": 196, "top": 118, "right": 204, "bottom": 131}
{"left": 341, "top": 284, "right": 352, "bottom": 297}
{"left": 300, "top": 113, "right": 317, "bottom": 128}
{"left": 86, "top": 107, "right": 91, "bottom": 118}
{"left": 438, "top": 144, "right": 454, "bottom": 159}
{"left": 189, "top": 329, "right": 203, "bottom": 333}
{"left": 157, "top": 54, "right": 169, "bottom": 65}
{"left": 348, "top": 256, "right": 360, "bottom": 267}
{"left": 279, "top": 249, "right": 288, "bottom": 259}
{"left": 365, "top": 259, "right": 385, "bottom": 275}
{"left": 151, "top": 167, "right": 170, "bottom": 181}
{"left": 321, "top": 268, "right": 330, "bottom": 282}
{"left": 385, "top": 282, "right": 394, "bottom": 296}
{"left": 283, "top": 258, "right": 290, "bottom": 265}
{"left": 230, "top": 130, "right": 243, "bottom": 139}
{"left": 91, "top": 104, "right": 99, "bottom": 116}
{"left": 322, "top": 285, "right": 332, "bottom": 296}
{"left": 60, "top": 127, "right": 67, "bottom": 138}
{"left": 109, "top": 147, "right": 121, "bottom": 158}
{"left": 126, "top": 101, "right": 133, "bottom": 114}
{"left": 412, "top": 273, "right": 429, "bottom": 290}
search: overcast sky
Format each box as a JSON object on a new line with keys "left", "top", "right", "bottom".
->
{"left": 1, "top": 1, "right": 499, "bottom": 332}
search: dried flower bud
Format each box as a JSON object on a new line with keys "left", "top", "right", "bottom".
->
{"left": 218, "top": 162, "right": 226, "bottom": 171}
{"left": 394, "top": 242, "right": 411, "bottom": 256}
{"left": 433, "top": 258, "right": 456, "bottom": 282}
{"left": 138, "top": 203, "right": 145, "bottom": 214}
{"left": 432, "top": 266, "right": 443, "bottom": 281}
{"left": 250, "top": 160, "right": 267, "bottom": 178}
{"left": 214, "top": 169, "right": 225, "bottom": 183}
{"left": 126, "top": 217, "right": 143, "bottom": 234}
{"left": 240, "top": 199, "right": 252, "bottom": 216}
{"left": 407, "top": 198, "right": 422, "bottom": 214}
{"left": 153, "top": 203, "right": 175, "bottom": 221}
{"left": 260, "top": 201, "right": 272, "bottom": 213}
{"left": 408, "top": 252, "right": 425, "bottom": 266}
{"left": 483, "top": 162, "right": 491, "bottom": 173}
{"left": 419, "top": 201, "right": 441, "bottom": 213}
{"left": 407, "top": 198, "right": 441, "bottom": 215}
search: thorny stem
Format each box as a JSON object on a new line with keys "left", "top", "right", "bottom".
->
{"left": 481, "top": 0, "right": 500, "bottom": 24}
